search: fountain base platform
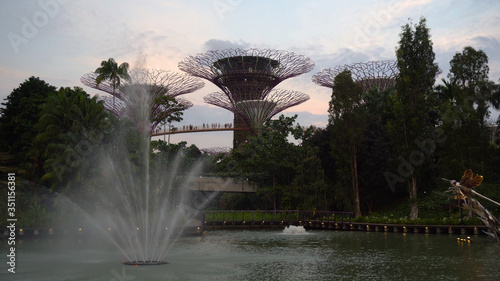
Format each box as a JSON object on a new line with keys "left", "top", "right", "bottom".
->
{"left": 123, "top": 261, "right": 169, "bottom": 266}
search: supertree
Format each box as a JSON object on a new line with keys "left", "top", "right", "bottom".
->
{"left": 81, "top": 69, "right": 204, "bottom": 133}
{"left": 204, "top": 89, "right": 309, "bottom": 135}
{"left": 312, "top": 60, "right": 398, "bottom": 92}
{"left": 178, "top": 48, "right": 314, "bottom": 147}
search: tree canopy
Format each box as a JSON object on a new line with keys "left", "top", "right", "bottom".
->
{"left": 0, "top": 77, "right": 57, "bottom": 155}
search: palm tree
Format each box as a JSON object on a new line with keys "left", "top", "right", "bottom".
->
{"left": 95, "top": 58, "right": 131, "bottom": 106}
{"left": 34, "top": 87, "right": 112, "bottom": 191}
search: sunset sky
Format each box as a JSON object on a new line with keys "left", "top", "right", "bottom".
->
{"left": 1, "top": 0, "right": 499, "bottom": 148}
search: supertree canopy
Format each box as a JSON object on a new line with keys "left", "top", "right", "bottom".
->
{"left": 81, "top": 69, "right": 204, "bottom": 133}
{"left": 179, "top": 48, "right": 314, "bottom": 147}
{"left": 204, "top": 89, "right": 309, "bottom": 134}
{"left": 312, "top": 60, "right": 398, "bottom": 92}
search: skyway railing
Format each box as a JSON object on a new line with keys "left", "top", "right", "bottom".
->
{"left": 151, "top": 125, "right": 250, "bottom": 136}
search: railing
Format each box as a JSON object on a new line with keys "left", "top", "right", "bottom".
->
{"left": 151, "top": 123, "right": 252, "bottom": 136}
{"left": 201, "top": 210, "right": 353, "bottom": 229}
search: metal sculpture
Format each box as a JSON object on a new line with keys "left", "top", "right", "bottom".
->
{"left": 312, "top": 60, "right": 398, "bottom": 92}
{"left": 81, "top": 69, "right": 204, "bottom": 133}
{"left": 204, "top": 89, "right": 309, "bottom": 134}
{"left": 98, "top": 95, "right": 193, "bottom": 132}
{"left": 443, "top": 169, "right": 500, "bottom": 242}
{"left": 179, "top": 48, "right": 314, "bottom": 147}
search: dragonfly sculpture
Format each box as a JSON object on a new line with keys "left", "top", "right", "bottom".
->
{"left": 442, "top": 169, "right": 500, "bottom": 243}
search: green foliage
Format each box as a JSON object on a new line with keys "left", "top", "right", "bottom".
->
{"left": 436, "top": 46, "right": 497, "bottom": 180}
{"left": 212, "top": 193, "right": 260, "bottom": 210}
{"left": 328, "top": 70, "right": 366, "bottom": 217}
{"left": 358, "top": 88, "right": 396, "bottom": 213}
{"left": 205, "top": 210, "right": 303, "bottom": 222}
{"left": 152, "top": 95, "right": 185, "bottom": 125}
{"left": 150, "top": 140, "right": 204, "bottom": 174}
{"left": 449, "top": 46, "right": 489, "bottom": 89}
{"left": 234, "top": 116, "right": 301, "bottom": 210}
{"left": 31, "top": 87, "right": 115, "bottom": 193}
{"left": 210, "top": 115, "right": 329, "bottom": 211}
{"left": 0, "top": 77, "right": 57, "bottom": 155}
{"left": 0, "top": 181, "right": 57, "bottom": 227}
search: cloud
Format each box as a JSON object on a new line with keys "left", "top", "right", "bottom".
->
{"left": 203, "top": 39, "right": 250, "bottom": 51}
{"left": 471, "top": 36, "right": 500, "bottom": 49}
{"left": 312, "top": 48, "right": 375, "bottom": 72}
{"left": 471, "top": 36, "right": 500, "bottom": 73}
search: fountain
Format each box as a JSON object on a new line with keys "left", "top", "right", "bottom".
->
{"left": 58, "top": 66, "right": 212, "bottom": 266}
{"left": 283, "top": 225, "right": 308, "bottom": 235}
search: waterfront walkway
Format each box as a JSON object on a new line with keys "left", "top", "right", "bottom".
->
{"left": 2, "top": 210, "right": 489, "bottom": 237}
{"left": 201, "top": 210, "right": 489, "bottom": 236}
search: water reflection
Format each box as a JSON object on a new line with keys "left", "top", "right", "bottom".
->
{"left": 9, "top": 230, "right": 500, "bottom": 280}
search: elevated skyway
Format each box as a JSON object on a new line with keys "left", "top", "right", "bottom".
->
{"left": 151, "top": 126, "right": 249, "bottom": 136}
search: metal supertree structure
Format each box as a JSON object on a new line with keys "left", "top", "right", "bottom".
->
{"left": 178, "top": 48, "right": 314, "bottom": 147}
{"left": 312, "top": 60, "right": 398, "bottom": 92}
{"left": 81, "top": 69, "right": 204, "bottom": 133}
{"left": 204, "top": 89, "right": 309, "bottom": 134}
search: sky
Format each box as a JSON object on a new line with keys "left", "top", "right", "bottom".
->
{"left": 1, "top": 0, "right": 499, "bottom": 149}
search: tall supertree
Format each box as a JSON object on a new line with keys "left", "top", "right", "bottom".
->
{"left": 81, "top": 69, "right": 204, "bottom": 133}
{"left": 312, "top": 60, "right": 398, "bottom": 92}
{"left": 178, "top": 48, "right": 314, "bottom": 148}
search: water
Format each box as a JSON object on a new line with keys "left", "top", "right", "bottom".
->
{"left": 4, "top": 230, "right": 500, "bottom": 280}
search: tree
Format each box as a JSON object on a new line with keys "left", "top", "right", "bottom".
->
{"left": 328, "top": 70, "right": 366, "bottom": 217}
{"left": 303, "top": 127, "right": 337, "bottom": 210}
{"left": 0, "top": 77, "right": 57, "bottom": 155}
{"left": 448, "top": 46, "right": 497, "bottom": 125}
{"left": 359, "top": 87, "right": 396, "bottom": 214}
{"left": 449, "top": 46, "right": 489, "bottom": 89}
{"left": 33, "top": 87, "right": 113, "bottom": 192}
{"left": 151, "top": 95, "right": 186, "bottom": 125}
{"left": 437, "top": 46, "right": 498, "bottom": 180}
{"left": 95, "top": 58, "right": 130, "bottom": 105}
{"left": 232, "top": 115, "right": 303, "bottom": 211}
{"left": 388, "top": 17, "right": 440, "bottom": 219}
{"left": 150, "top": 140, "right": 203, "bottom": 174}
